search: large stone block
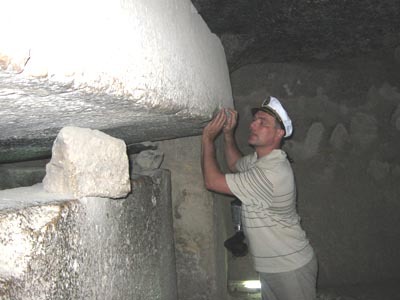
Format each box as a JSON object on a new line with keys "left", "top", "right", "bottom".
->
{"left": 0, "top": 0, "right": 233, "bottom": 163}
{"left": 0, "top": 170, "right": 176, "bottom": 300}
{"left": 43, "top": 126, "right": 130, "bottom": 199}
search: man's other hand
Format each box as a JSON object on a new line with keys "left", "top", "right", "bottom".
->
{"left": 203, "top": 109, "right": 227, "bottom": 141}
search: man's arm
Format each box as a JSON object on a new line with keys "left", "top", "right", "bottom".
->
{"left": 201, "top": 109, "right": 234, "bottom": 195}
{"left": 223, "top": 109, "right": 242, "bottom": 172}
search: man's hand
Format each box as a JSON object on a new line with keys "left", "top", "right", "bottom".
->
{"left": 201, "top": 108, "right": 234, "bottom": 196}
{"left": 223, "top": 108, "right": 238, "bottom": 135}
{"left": 222, "top": 108, "right": 241, "bottom": 172}
{"left": 202, "top": 109, "right": 227, "bottom": 142}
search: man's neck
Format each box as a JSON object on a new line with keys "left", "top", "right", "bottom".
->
{"left": 255, "top": 146, "right": 278, "bottom": 158}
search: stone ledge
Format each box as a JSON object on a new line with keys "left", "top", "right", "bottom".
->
{"left": 0, "top": 170, "right": 176, "bottom": 300}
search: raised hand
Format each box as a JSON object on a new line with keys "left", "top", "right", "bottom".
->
{"left": 222, "top": 108, "right": 238, "bottom": 134}
{"left": 203, "top": 109, "right": 227, "bottom": 142}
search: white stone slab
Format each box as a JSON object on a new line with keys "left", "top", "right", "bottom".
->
{"left": 0, "top": 0, "right": 233, "bottom": 118}
{"left": 43, "top": 127, "right": 130, "bottom": 198}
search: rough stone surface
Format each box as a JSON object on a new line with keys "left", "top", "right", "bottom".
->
{"left": 192, "top": 0, "right": 400, "bottom": 71}
{"left": 367, "top": 160, "right": 391, "bottom": 182}
{"left": 0, "top": 160, "right": 48, "bottom": 190}
{"left": 349, "top": 112, "right": 378, "bottom": 149}
{"left": 286, "top": 122, "right": 325, "bottom": 161}
{"left": 0, "top": 0, "right": 233, "bottom": 163}
{"left": 43, "top": 127, "right": 130, "bottom": 199}
{"left": 391, "top": 104, "right": 400, "bottom": 131}
{"left": 158, "top": 136, "right": 229, "bottom": 300}
{"left": 0, "top": 169, "right": 176, "bottom": 300}
{"left": 329, "top": 123, "right": 350, "bottom": 151}
{"left": 130, "top": 150, "right": 164, "bottom": 174}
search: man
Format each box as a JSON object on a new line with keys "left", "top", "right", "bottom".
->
{"left": 201, "top": 96, "right": 317, "bottom": 300}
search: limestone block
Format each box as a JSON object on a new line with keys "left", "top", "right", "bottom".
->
{"left": 0, "top": 170, "right": 176, "bottom": 300}
{"left": 349, "top": 112, "right": 378, "bottom": 148}
{"left": 0, "top": 0, "right": 232, "bottom": 118}
{"left": 43, "top": 126, "right": 130, "bottom": 199}
{"left": 0, "top": 204, "right": 63, "bottom": 280}
{"left": 0, "top": 0, "right": 234, "bottom": 164}
{"left": 130, "top": 150, "right": 164, "bottom": 174}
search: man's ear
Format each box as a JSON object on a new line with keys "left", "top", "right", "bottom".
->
{"left": 277, "top": 128, "right": 285, "bottom": 139}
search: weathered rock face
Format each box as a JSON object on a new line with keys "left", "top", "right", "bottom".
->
{"left": 0, "top": 0, "right": 233, "bottom": 163}
{"left": 0, "top": 160, "right": 48, "bottom": 191}
{"left": 0, "top": 170, "right": 176, "bottom": 300}
{"left": 192, "top": 0, "right": 400, "bottom": 71}
{"left": 158, "top": 137, "right": 228, "bottom": 300}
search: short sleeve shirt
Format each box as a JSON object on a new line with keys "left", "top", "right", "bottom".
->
{"left": 226, "top": 150, "right": 314, "bottom": 273}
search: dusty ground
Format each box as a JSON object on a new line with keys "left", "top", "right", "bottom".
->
{"left": 229, "top": 281, "right": 400, "bottom": 300}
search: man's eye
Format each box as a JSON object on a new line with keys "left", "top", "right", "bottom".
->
{"left": 253, "top": 118, "right": 270, "bottom": 127}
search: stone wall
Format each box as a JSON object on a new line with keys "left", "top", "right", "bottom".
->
{"left": 0, "top": 135, "right": 232, "bottom": 300}
{"left": 229, "top": 56, "right": 400, "bottom": 287}
{"left": 159, "top": 136, "right": 230, "bottom": 300}
{"left": 0, "top": 170, "right": 176, "bottom": 300}
{"left": 0, "top": 160, "right": 48, "bottom": 190}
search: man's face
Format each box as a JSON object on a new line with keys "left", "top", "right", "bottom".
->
{"left": 248, "top": 111, "right": 284, "bottom": 147}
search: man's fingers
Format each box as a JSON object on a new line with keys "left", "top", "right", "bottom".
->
{"left": 212, "top": 109, "right": 226, "bottom": 127}
{"left": 203, "top": 109, "right": 227, "bottom": 140}
{"left": 222, "top": 108, "right": 238, "bottom": 131}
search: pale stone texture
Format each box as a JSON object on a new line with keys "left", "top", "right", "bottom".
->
{"left": 130, "top": 150, "right": 164, "bottom": 174}
{"left": 0, "top": 0, "right": 231, "bottom": 115}
{"left": 0, "top": 0, "right": 233, "bottom": 163}
{"left": 0, "top": 170, "right": 176, "bottom": 300}
{"left": 43, "top": 127, "right": 130, "bottom": 199}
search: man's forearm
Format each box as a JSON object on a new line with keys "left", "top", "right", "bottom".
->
{"left": 201, "top": 137, "right": 233, "bottom": 195}
{"left": 201, "top": 137, "right": 221, "bottom": 188}
{"left": 224, "top": 132, "right": 242, "bottom": 172}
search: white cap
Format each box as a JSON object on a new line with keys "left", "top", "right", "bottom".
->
{"left": 251, "top": 96, "right": 293, "bottom": 138}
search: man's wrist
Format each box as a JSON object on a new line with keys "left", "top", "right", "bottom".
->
{"left": 223, "top": 131, "right": 235, "bottom": 141}
{"left": 202, "top": 134, "right": 214, "bottom": 144}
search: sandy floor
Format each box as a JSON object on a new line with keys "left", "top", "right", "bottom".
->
{"left": 317, "top": 281, "right": 400, "bottom": 300}
{"left": 229, "top": 281, "right": 400, "bottom": 300}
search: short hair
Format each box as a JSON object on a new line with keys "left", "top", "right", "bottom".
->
{"left": 274, "top": 118, "right": 283, "bottom": 130}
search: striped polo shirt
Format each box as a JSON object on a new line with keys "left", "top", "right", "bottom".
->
{"left": 225, "top": 149, "right": 314, "bottom": 273}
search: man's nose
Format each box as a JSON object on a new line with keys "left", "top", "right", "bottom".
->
{"left": 250, "top": 119, "right": 257, "bottom": 130}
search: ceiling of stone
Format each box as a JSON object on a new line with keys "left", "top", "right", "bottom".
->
{"left": 192, "top": 0, "right": 400, "bottom": 71}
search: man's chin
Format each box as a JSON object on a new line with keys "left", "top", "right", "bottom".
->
{"left": 248, "top": 140, "right": 256, "bottom": 147}
{"left": 248, "top": 136, "right": 256, "bottom": 145}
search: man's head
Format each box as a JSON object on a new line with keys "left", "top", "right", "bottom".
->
{"left": 251, "top": 96, "right": 293, "bottom": 138}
